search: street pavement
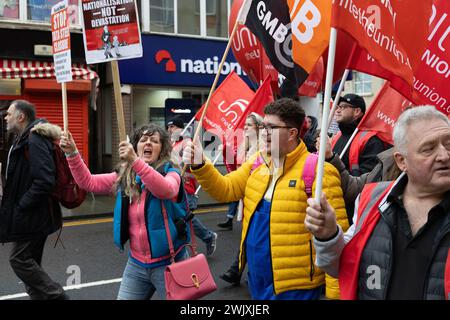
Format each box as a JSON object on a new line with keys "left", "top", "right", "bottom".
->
{"left": 0, "top": 206, "right": 251, "bottom": 300}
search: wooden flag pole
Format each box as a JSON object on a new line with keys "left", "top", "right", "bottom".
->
{"left": 314, "top": 27, "right": 338, "bottom": 203}
{"left": 111, "top": 60, "right": 127, "bottom": 142}
{"left": 62, "top": 82, "right": 68, "bottom": 133}
{"left": 181, "top": 8, "right": 242, "bottom": 176}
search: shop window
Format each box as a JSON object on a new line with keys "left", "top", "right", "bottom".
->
{"left": 205, "top": 0, "right": 227, "bottom": 38}
{"left": 149, "top": 107, "right": 165, "bottom": 127}
{"left": 0, "top": 0, "right": 19, "bottom": 20}
{"left": 27, "top": 0, "right": 79, "bottom": 25}
{"left": 353, "top": 71, "right": 372, "bottom": 96}
{"left": 150, "top": 0, "right": 174, "bottom": 33}
{"left": 146, "top": 0, "right": 230, "bottom": 38}
{"left": 178, "top": 0, "right": 200, "bottom": 36}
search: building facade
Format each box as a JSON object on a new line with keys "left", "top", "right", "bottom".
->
{"left": 0, "top": 0, "right": 385, "bottom": 174}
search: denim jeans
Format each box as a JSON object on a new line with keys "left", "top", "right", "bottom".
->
{"left": 117, "top": 252, "right": 188, "bottom": 300}
{"left": 226, "top": 201, "right": 239, "bottom": 219}
{"left": 186, "top": 193, "right": 214, "bottom": 245}
{"left": 192, "top": 216, "right": 214, "bottom": 244}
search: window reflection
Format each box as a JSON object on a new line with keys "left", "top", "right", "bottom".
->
{"left": 0, "top": 0, "right": 19, "bottom": 19}
{"left": 27, "top": 0, "right": 79, "bottom": 25}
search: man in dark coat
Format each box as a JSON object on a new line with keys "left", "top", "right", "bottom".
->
{"left": 331, "top": 93, "right": 386, "bottom": 176}
{"left": 1, "top": 100, "right": 67, "bottom": 300}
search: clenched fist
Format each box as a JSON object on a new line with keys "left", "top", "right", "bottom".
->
{"left": 119, "top": 141, "right": 138, "bottom": 163}
{"left": 305, "top": 193, "right": 339, "bottom": 241}
{"left": 182, "top": 137, "right": 204, "bottom": 166}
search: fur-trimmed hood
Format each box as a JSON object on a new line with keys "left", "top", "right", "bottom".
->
{"left": 30, "top": 122, "right": 62, "bottom": 141}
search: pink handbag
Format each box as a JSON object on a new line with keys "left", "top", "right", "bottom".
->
{"left": 161, "top": 202, "right": 217, "bottom": 300}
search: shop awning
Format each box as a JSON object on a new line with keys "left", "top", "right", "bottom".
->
{"left": 0, "top": 59, "right": 97, "bottom": 80}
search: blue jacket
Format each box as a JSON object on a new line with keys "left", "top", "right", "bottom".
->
{"left": 113, "top": 162, "right": 191, "bottom": 261}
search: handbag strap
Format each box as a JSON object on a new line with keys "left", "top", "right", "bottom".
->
{"left": 161, "top": 200, "right": 198, "bottom": 264}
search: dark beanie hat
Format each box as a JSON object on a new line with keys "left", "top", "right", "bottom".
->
{"left": 166, "top": 116, "right": 184, "bottom": 129}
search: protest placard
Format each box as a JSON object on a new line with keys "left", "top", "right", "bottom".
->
{"left": 80, "top": 0, "right": 142, "bottom": 64}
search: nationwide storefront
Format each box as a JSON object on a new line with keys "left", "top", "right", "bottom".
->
{"left": 118, "top": 33, "right": 253, "bottom": 130}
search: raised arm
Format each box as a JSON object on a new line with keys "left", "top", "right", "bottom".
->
{"left": 61, "top": 131, "right": 116, "bottom": 194}
{"left": 132, "top": 159, "right": 180, "bottom": 199}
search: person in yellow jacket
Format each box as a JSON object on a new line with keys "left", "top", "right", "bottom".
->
{"left": 183, "top": 98, "right": 348, "bottom": 299}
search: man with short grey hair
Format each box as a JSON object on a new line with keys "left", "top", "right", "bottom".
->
{"left": 0, "top": 100, "right": 67, "bottom": 300}
{"left": 305, "top": 105, "right": 450, "bottom": 300}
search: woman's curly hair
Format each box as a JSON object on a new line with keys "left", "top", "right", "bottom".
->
{"left": 114, "top": 124, "right": 173, "bottom": 199}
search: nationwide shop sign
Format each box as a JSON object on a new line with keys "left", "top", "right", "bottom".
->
{"left": 80, "top": 0, "right": 142, "bottom": 64}
{"left": 51, "top": 0, "right": 72, "bottom": 83}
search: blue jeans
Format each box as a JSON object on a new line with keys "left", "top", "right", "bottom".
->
{"left": 226, "top": 201, "right": 239, "bottom": 219}
{"left": 192, "top": 216, "right": 214, "bottom": 244}
{"left": 117, "top": 253, "right": 188, "bottom": 300}
{"left": 187, "top": 193, "right": 214, "bottom": 245}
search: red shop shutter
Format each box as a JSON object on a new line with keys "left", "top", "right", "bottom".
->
{"left": 26, "top": 92, "right": 89, "bottom": 164}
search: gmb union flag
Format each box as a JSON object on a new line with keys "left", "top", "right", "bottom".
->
{"left": 243, "top": 0, "right": 331, "bottom": 89}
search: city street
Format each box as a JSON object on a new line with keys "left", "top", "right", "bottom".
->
{"left": 0, "top": 206, "right": 251, "bottom": 300}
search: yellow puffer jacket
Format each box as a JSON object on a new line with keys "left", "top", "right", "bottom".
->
{"left": 192, "top": 142, "right": 348, "bottom": 296}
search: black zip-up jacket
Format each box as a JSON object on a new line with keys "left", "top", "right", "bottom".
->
{"left": 0, "top": 120, "right": 62, "bottom": 242}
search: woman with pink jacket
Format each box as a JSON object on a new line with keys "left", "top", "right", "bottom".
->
{"left": 60, "top": 124, "right": 190, "bottom": 300}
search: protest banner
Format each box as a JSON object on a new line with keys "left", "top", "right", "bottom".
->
{"left": 80, "top": 0, "right": 143, "bottom": 141}
{"left": 80, "top": 0, "right": 142, "bottom": 64}
{"left": 51, "top": 0, "right": 72, "bottom": 132}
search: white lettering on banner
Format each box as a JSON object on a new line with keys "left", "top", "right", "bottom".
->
{"left": 217, "top": 99, "right": 249, "bottom": 125}
{"left": 233, "top": 27, "right": 258, "bottom": 51}
{"left": 91, "top": 14, "right": 130, "bottom": 28}
{"left": 82, "top": 0, "right": 134, "bottom": 11}
{"left": 422, "top": 49, "right": 450, "bottom": 79}
{"left": 333, "top": 0, "right": 411, "bottom": 69}
{"left": 366, "top": 53, "right": 376, "bottom": 62}
{"left": 180, "top": 57, "right": 244, "bottom": 76}
{"left": 376, "top": 110, "right": 396, "bottom": 128}
{"left": 428, "top": 5, "right": 450, "bottom": 53}
{"left": 413, "top": 77, "right": 450, "bottom": 113}
{"left": 256, "top": 1, "right": 289, "bottom": 43}
{"left": 291, "top": 0, "right": 321, "bottom": 44}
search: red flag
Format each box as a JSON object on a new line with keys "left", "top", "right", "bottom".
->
{"left": 298, "top": 57, "right": 324, "bottom": 97}
{"left": 346, "top": 45, "right": 415, "bottom": 102}
{"left": 235, "top": 75, "right": 274, "bottom": 129}
{"left": 332, "top": 0, "right": 432, "bottom": 95}
{"left": 346, "top": 1, "right": 450, "bottom": 117}
{"left": 357, "top": 82, "right": 412, "bottom": 145}
{"left": 413, "top": 0, "right": 450, "bottom": 116}
{"left": 224, "top": 75, "right": 275, "bottom": 169}
{"left": 194, "top": 71, "right": 255, "bottom": 140}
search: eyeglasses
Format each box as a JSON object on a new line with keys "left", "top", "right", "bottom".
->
{"left": 258, "top": 124, "right": 293, "bottom": 133}
{"left": 337, "top": 103, "right": 353, "bottom": 110}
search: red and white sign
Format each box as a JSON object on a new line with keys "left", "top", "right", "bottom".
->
{"left": 194, "top": 71, "right": 255, "bottom": 141}
{"left": 332, "top": 0, "right": 432, "bottom": 93}
{"left": 357, "top": 82, "right": 412, "bottom": 145}
{"left": 51, "top": 0, "right": 72, "bottom": 83}
{"left": 80, "top": 0, "right": 143, "bottom": 64}
{"left": 346, "top": 1, "right": 450, "bottom": 116}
